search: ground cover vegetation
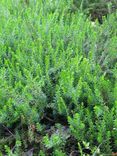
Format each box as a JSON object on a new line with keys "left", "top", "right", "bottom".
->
{"left": 0, "top": 0, "right": 117, "bottom": 155}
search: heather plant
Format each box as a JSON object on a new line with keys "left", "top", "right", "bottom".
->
{"left": 0, "top": 0, "right": 117, "bottom": 155}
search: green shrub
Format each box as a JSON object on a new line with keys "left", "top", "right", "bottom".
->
{"left": 0, "top": 0, "right": 116, "bottom": 155}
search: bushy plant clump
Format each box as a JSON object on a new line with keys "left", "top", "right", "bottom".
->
{"left": 0, "top": 0, "right": 117, "bottom": 155}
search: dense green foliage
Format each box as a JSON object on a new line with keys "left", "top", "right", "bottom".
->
{"left": 0, "top": 0, "right": 117, "bottom": 155}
